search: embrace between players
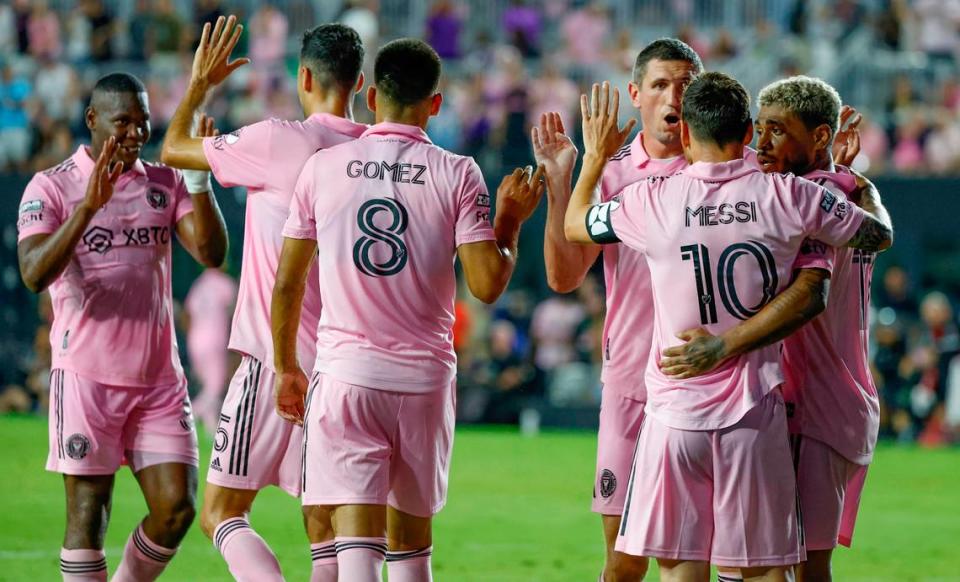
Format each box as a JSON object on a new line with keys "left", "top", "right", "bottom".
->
{"left": 17, "top": 12, "right": 892, "bottom": 582}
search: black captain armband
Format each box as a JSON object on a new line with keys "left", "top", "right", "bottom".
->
{"left": 586, "top": 201, "right": 622, "bottom": 244}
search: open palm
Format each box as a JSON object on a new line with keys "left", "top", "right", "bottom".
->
{"left": 532, "top": 112, "right": 578, "bottom": 177}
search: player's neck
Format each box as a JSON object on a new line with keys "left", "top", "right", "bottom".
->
{"left": 376, "top": 111, "right": 429, "bottom": 130}
{"left": 303, "top": 93, "right": 354, "bottom": 121}
{"left": 811, "top": 151, "right": 835, "bottom": 173}
{"left": 641, "top": 131, "right": 682, "bottom": 160}
{"left": 688, "top": 140, "right": 743, "bottom": 164}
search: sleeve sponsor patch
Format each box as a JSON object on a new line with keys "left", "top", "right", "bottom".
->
{"left": 586, "top": 200, "right": 621, "bottom": 244}
{"left": 819, "top": 190, "right": 836, "bottom": 214}
{"left": 211, "top": 128, "right": 243, "bottom": 150}
{"left": 19, "top": 200, "right": 43, "bottom": 215}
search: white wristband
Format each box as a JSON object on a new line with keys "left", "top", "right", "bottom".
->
{"left": 182, "top": 169, "right": 212, "bottom": 194}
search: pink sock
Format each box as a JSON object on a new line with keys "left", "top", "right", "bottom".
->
{"left": 310, "top": 541, "right": 338, "bottom": 582}
{"left": 335, "top": 536, "right": 386, "bottom": 582}
{"left": 213, "top": 517, "right": 284, "bottom": 582}
{"left": 110, "top": 524, "right": 175, "bottom": 582}
{"left": 386, "top": 546, "right": 433, "bottom": 582}
{"left": 60, "top": 548, "right": 107, "bottom": 581}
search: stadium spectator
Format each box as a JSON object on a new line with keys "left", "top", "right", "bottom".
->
{"left": 82, "top": 0, "right": 115, "bottom": 62}
{"left": 26, "top": 0, "right": 60, "bottom": 60}
{"left": 560, "top": 1, "right": 611, "bottom": 69}
{"left": 426, "top": 0, "right": 464, "bottom": 60}
{"left": 502, "top": 0, "right": 542, "bottom": 58}
{"left": 0, "top": 62, "right": 33, "bottom": 171}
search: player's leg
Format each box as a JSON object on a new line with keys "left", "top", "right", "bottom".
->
{"left": 711, "top": 390, "right": 802, "bottom": 580}
{"left": 305, "top": 505, "right": 338, "bottom": 582}
{"left": 301, "top": 374, "right": 397, "bottom": 582}
{"left": 202, "top": 357, "right": 298, "bottom": 581}
{"left": 716, "top": 566, "right": 743, "bottom": 581}
{"left": 49, "top": 370, "right": 129, "bottom": 581}
{"left": 386, "top": 506, "right": 433, "bottom": 582}
{"left": 594, "top": 391, "right": 648, "bottom": 582}
{"left": 111, "top": 381, "right": 199, "bottom": 582}
{"left": 796, "top": 550, "right": 833, "bottom": 582}
{"left": 657, "top": 559, "right": 710, "bottom": 582}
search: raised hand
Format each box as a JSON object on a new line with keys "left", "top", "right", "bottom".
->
{"left": 532, "top": 112, "right": 578, "bottom": 180}
{"left": 833, "top": 105, "right": 862, "bottom": 167}
{"left": 194, "top": 112, "right": 219, "bottom": 138}
{"left": 274, "top": 368, "right": 309, "bottom": 426}
{"left": 192, "top": 15, "right": 250, "bottom": 89}
{"left": 83, "top": 136, "right": 123, "bottom": 211}
{"left": 580, "top": 81, "right": 637, "bottom": 161}
{"left": 496, "top": 164, "right": 547, "bottom": 224}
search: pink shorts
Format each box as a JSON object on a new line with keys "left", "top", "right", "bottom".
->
{"left": 206, "top": 357, "right": 303, "bottom": 496}
{"left": 592, "top": 388, "right": 646, "bottom": 515}
{"left": 838, "top": 462, "right": 868, "bottom": 547}
{"left": 301, "top": 373, "right": 455, "bottom": 517}
{"left": 47, "top": 369, "right": 199, "bottom": 475}
{"left": 616, "top": 389, "right": 802, "bottom": 568}
{"left": 792, "top": 435, "right": 868, "bottom": 551}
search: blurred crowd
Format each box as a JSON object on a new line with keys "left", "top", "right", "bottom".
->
{"left": 2, "top": 0, "right": 960, "bottom": 446}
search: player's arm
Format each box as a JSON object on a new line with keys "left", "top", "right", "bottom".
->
{"left": 660, "top": 268, "right": 830, "bottom": 379}
{"left": 564, "top": 82, "right": 636, "bottom": 244}
{"left": 174, "top": 114, "right": 228, "bottom": 267}
{"left": 532, "top": 112, "right": 601, "bottom": 292}
{"left": 18, "top": 137, "right": 122, "bottom": 293}
{"left": 271, "top": 236, "right": 317, "bottom": 425}
{"left": 160, "top": 15, "right": 248, "bottom": 170}
{"left": 844, "top": 171, "right": 893, "bottom": 252}
{"left": 458, "top": 165, "right": 545, "bottom": 304}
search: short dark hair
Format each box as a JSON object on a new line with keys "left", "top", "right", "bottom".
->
{"left": 681, "top": 72, "right": 752, "bottom": 147}
{"left": 91, "top": 72, "right": 146, "bottom": 98}
{"left": 300, "top": 23, "right": 364, "bottom": 91}
{"left": 374, "top": 38, "right": 441, "bottom": 107}
{"left": 633, "top": 38, "right": 704, "bottom": 83}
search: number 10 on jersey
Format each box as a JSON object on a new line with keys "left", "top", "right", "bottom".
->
{"left": 680, "top": 241, "right": 779, "bottom": 325}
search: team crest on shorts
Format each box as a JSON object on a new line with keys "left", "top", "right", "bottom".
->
{"left": 599, "top": 469, "right": 617, "bottom": 498}
{"left": 66, "top": 433, "right": 91, "bottom": 460}
{"left": 147, "top": 189, "right": 169, "bottom": 210}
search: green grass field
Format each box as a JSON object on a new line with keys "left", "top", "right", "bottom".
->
{"left": 1, "top": 415, "right": 957, "bottom": 581}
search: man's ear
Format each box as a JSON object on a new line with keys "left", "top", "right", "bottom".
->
{"left": 429, "top": 93, "right": 443, "bottom": 117}
{"left": 355, "top": 71, "right": 364, "bottom": 94}
{"left": 85, "top": 105, "right": 96, "bottom": 131}
{"left": 742, "top": 119, "right": 755, "bottom": 146}
{"left": 366, "top": 85, "right": 377, "bottom": 114}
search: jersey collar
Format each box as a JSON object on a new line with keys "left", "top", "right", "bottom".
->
{"left": 361, "top": 122, "right": 433, "bottom": 144}
{"left": 803, "top": 167, "right": 857, "bottom": 194}
{"left": 683, "top": 157, "right": 758, "bottom": 182}
{"left": 72, "top": 145, "right": 147, "bottom": 178}
{"left": 306, "top": 113, "right": 368, "bottom": 138}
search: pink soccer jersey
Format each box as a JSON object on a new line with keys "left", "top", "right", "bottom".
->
{"left": 598, "top": 134, "right": 687, "bottom": 399}
{"left": 597, "top": 158, "right": 867, "bottom": 430}
{"left": 17, "top": 146, "right": 194, "bottom": 387}
{"left": 283, "top": 122, "right": 496, "bottom": 393}
{"left": 185, "top": 269, "right": 237, "bottom": 354}
{"left": 202, "top": 113, "right": 367, "bottom": 371}
{"left": 782, "top": 168, "right": 880, "bottom": 465}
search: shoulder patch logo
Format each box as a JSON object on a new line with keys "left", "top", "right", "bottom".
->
{"left": 66, "top": 433, "right": 91, "bottom": 460}
{"left": 19, "top": 200, "right": 43, "bottom": 215}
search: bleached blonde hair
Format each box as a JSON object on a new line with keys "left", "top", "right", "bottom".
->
{"left": 758, "top": 75, "right": 842, "bottom": 135}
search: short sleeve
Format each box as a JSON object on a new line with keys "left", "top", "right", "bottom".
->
{"left": 455, "top": 161, "right": 496, "bottom": 247}
{"left": 202, "top": 121, "right": 273, "bottom": 190}
{"left": 17, "top": 173, "right": 64, "bottom": 242}
{"left": 792, "top": 177, "right": 866, "bottom": 247}
{"left": 171, "top": 170, "right": 195, "bottom": 223}
{"left": 594, "top": 181, "right": 651, "bottom": 252}
{"left": 282, "top": 156, "right": 318, "bottom": 240}
{"left": 792, "top": 238, "right": 835, "bottom": 274}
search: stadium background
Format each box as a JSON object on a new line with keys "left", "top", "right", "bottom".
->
{"left": 0, "top": 0, "right": 958, "bottom": 580}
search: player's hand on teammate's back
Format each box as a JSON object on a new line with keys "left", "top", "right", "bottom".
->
{"left": 192, "top": 15, "right": 250, "bottom": 89}
{"left": 832, "top": 105, "right": 862, "bottom": 167}
{"left": 82, "top": 136, "right": 123, "bottom": 212}
{"left": 274, "top": 369, "right": 308, "bottom": 426}
{"left": 496, "top": 164, "right": 546, "bottom": 224}
{"left": 659, "top": 328, "right": 729, "bottom": 379}
{"left": 580, "top": 81, "right": 637, "bottom": 161}
{"left": 532, "top": 112, "right": 578, "bottom": 183}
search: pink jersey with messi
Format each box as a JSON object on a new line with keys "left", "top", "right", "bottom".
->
{"left": 601, "top": 158, "right": 867, "bottom": 430}
{"left": 17, "top": 146, "right": 194, "bottom": 386}
{"left": 283, "top": 122, "right": 496, "bottom": 393}
{"left": 598, "top": 134, "right": 687, "bottom": 399}
{"left": 783, "top": 169, "right": 880, "bottom": 465}
{"left": 202, "top": 113, "right": 367, "bottom": 371}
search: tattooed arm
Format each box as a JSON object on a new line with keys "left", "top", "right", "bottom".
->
{"left": 845, "top": 171, "right": 893, "bottom": 252}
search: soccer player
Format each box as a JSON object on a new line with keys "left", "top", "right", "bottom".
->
{"left": 16, "top": 72, "right": 228, "bottom": 581}
{"left": 534, "top": 38, "right": 703, "bottom": 582}
{"left": 272, "top": 38, "right": 544, "bottom": 582}
{"left": 160, "top": 16, "right": 368, "bottom": 582}
{"left": 564, "top": 75, "right": 891, "bottom": 582}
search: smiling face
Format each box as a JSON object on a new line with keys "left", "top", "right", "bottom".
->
{"left": 755, "top": 103, "right": 823, "bottom": 175}
{"left": 86, "top": 91, "right": 151, "bottom": 170}
{"left": 628, "top": 58, "right": 698, "bottom": 156}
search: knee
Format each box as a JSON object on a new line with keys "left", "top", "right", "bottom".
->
{"left": 606, "top": 552, "right": 648, "bottom": 582}
{"left": 153, "top": 494, "right": 197, "bottom": 538}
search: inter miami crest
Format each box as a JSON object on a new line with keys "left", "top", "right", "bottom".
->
{"left": 66, "top": 433, "right": 91, "bottom": 460}
{"left": 147, "top": 189, "right": 169, "bottom": 210}
{"left": 599, "top": 469, "right": 617, "bottom": 498}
